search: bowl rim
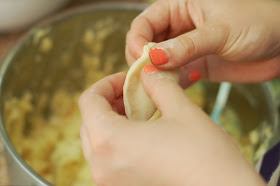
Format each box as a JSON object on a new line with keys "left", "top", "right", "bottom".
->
{"left": 0, "top": 2, "right": 147, "bottom": 185}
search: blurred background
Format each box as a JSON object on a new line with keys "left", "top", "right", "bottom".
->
{"left": 0, "top": 0, "right": 151, "bottom": 63}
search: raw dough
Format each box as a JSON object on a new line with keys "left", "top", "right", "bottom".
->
{"left": 123, "top": 43, "right": 179, "bottom": 121}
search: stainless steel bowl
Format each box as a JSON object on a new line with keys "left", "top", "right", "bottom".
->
{"left": 0, "top": 2, "right": 279, "bottom": 186}
{"left": 0, "top": 3, "right": 146, "bottom": 185}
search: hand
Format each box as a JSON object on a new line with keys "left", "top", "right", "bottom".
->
{"left": 79, "top": 71, "right": 266, "bottom": 186}
{"left": 126, "top": 0, "right": 280, "bottom": 87}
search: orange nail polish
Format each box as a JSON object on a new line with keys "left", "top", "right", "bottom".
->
{"left": 137, "top": 54, "right": 142, "bottom": 59}
{"left": 143, "top": 65, "right": 159, "bottom": 73}
{"left": 149, "top": 48, "right": 169, "bottom": 65}
{"left": 189, "top": 71, "right": 201, "bottom": 82}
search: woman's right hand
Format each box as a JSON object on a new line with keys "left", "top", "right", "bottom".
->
{"left": 126, "top": 0, "right": 280, "bottom": 87}
{"left": 79, "top": 71, "right": 266, "bottom": 186}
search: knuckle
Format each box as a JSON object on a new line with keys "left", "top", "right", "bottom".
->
{"left": 79, "top": 88, "right": 97, "bottom": 108}
{"left": 211, "top": 24, "right": 230, "bottom": 35}
{"left": 92, "top": 170, "right": 110, "bottom": 186}
{"left": 78, "top": 91, "right": 88, "bottom": 108}
{"left": 91, "top": 129, "right": 114, "bottom": 154}
{"left": 206, "top": 24, "right": 231, "bottom": 54}
{"left": 93, "top": 137, "right": 110, "bottom": 152}
{"left": 79, "top": 88, "right": 99, "bottom": 111}
{"left": 177, "top": 35, "right": 196, "bottom": 60}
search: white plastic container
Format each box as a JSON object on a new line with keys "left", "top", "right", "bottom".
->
{"left": 0, "top": 0, "right": 70, "bottom": 32}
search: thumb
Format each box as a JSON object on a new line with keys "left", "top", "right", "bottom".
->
{"left": 149, "top": 24, "right": 229, "bottom": 69}
{"left": 141, "top": 66, "right": 197, "bottom": 118}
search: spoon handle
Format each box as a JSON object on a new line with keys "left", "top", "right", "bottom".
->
{"left": 210, "top": 82, "right": 232, "bottom": 125}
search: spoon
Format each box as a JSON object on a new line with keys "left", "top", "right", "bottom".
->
{"left": 210, "top": 82, "right": 232, "bottom": 125}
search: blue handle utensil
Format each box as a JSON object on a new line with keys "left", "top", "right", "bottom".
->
{"left": 210, "top": 82, "right": 232, "bottom": 125}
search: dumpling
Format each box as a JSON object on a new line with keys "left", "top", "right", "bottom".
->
{"left": 123, "top": 42, "right": 179, "bottom": 121}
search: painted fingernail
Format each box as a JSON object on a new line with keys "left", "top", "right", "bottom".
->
{"left": 189, "top": 71, "right": 201, "bottom": 82}
{"left": 137, "top": 54, "right": 142, "bottom": 59}
{"left": 149, "top": 48, "right": 169, "bottom": 65}
{"left": 143, "top": 65, "right": 160, "bottom": 73}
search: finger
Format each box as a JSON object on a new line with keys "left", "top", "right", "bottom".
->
{"left": 126, "top": 30, "right": 149, "bottom": 66}
{"left": 149, "top": 24, "right": 229, "bottom": 69}
{"left": 126, "top": 0, "right": 195, "bottom": 65}
{"left": 179, "top": 55, "right": 280, "bottom": 83}
{"left": 206, "top": 56, "right": 280, "bottom": 82}
{"left": 179, "top": 58, "right": 205, "bottom": 89}
{"left": 79, "top": 72, "right": 127, "bottom": 122}
{"left": 141, "top": 68, "right": 195, "bottom": 118}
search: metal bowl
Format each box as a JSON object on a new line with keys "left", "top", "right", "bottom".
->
{"left": 0, "top": 2, "right": 146, "bottom": 185}
{"left": 0, "top": 2, "right": 279, "bottom": 186}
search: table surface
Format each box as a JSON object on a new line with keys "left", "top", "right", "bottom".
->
{"left": 0, "top": 0, "right": 146, "bottom": 185}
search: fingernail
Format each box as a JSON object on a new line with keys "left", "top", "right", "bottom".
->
{"left": 149, "top": 48, "right": 169, "bottom": 65}
{"left": 189, "top": 71, "right": 201, "bottom": 82}
{"left": 143, "top": 65, "right": 159, "bottom": 73}
{"left": 137, "top": 54, "right": 142, "bottom": 59}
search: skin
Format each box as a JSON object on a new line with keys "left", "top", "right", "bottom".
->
{"left": 79, "top": 0, "right": 280, "bottom": 185}
{"left": 126, "top": 0, "right": 280, "bottom": 87}
{"left": 79, "top": 72, "right": 266, "bottom": 186}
